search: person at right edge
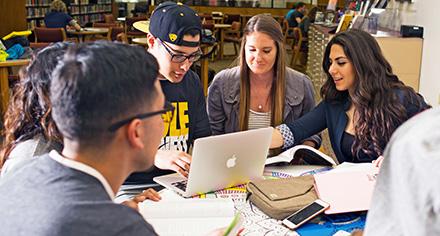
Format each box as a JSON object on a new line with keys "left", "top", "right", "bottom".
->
{"left": 271, "top": 29, "right": 430, "bottom": 164}
{"left": 117, "top": 2, "right": 212, "bottom": 201}
{"left": 362, "top": 108, "right": 440, "bottom": 236}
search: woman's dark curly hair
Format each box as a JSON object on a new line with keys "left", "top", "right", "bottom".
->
{"left": 320, "top": 29, "right": 428, "bottom": 158}
{"left": 1, "top": 42, "right": 70, "bottom": 168}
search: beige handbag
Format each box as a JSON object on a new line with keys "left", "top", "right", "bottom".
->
{"left": 246, "top": 175, "right": 318, "bottom": 220}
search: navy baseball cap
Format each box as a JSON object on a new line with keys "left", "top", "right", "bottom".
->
{"left": 148, "top": 2, "right": 202, "bottom": 47}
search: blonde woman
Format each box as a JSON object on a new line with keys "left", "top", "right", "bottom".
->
{"left": 207, "top": 14, "right": 320, "bottom": 149}
{"left": 44, "top": 0, "right": 81, "bottom": 31}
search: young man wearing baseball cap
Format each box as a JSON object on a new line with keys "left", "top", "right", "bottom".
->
{"left": 120, "top": 1, "right": 212, "bottom": 199}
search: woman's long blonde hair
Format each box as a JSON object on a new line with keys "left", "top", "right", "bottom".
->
{"left": 238, "top": 14, "right": 286, "bottom": 131}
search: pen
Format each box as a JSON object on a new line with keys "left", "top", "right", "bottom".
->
{"left": 223, "top": 213, "right": 242, "bottom": 236}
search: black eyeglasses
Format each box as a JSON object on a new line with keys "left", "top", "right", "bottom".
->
{"left": 158, "top": 38, "right": 202, "bottom": 63}
{"left": 108, "top": 101, "right": 175, "bottom": 132}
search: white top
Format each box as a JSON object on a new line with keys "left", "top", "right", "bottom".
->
{"left": 49, "top": 150, "right": 115, "bottom": 200}
{"left": 248, "top": 109, "right": 271, "bottom": 130}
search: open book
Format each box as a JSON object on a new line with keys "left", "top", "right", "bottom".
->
{"left": 265, "top": 145, "right": 337, "bottom": 166}
{"left": 139, "top": 198, "right": 235, "bottom": 236}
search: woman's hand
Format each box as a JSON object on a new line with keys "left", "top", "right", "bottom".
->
{"left": 271, "top": 128, "right": 284, "bottom": 149}
{"left": 372, "top": 155, "right": 384, "bottom": 169}
{"left": 301, "top": 140, "right": 316, "bottom": 148}
{"left": 155, "top": 150, "right": 192, "bottom": 177}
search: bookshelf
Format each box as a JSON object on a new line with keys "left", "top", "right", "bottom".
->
{"left": 25, "top": 0, "right": 113, "bottom": 29}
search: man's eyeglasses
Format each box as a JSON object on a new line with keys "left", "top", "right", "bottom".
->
{"left": 108, "top": 101, "right": 175, "bottom": 132}
{"left": 158, "top": 38, "right": 202, "bottom": 63}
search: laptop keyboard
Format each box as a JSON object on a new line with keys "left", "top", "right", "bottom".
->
{"left": 171, "top": 180, "right": 188, "bottom": 191}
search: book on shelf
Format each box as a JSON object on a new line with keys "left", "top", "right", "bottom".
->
{"left": 336, "top": 13, "right": 354, "bottom": 33}
{"left": 350, "top": 15, "right": 365, "bottom": 29}
{"left": 138, "top": 198, "right": 236, "bottom": 236}
{"left": 265, "top": 145, "right": 337, "bottom": 166}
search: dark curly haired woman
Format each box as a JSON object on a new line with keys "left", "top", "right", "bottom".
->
{"left": 0, "top": 42, "right": 69, "bottom": 177}
{"left": 271, "top": 29, "right": 430, "bottom": 163}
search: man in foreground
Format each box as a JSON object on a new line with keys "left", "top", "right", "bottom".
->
{"left": 0, "top": 42, "right": 166, "bottom": 235}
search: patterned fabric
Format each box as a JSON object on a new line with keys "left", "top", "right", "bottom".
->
{"left": 277, "top": 124, "right": 294, "bottom": 149}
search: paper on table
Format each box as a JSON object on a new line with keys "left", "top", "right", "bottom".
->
{"left": 139, "top": 198, "right": 235, "bottom": 236}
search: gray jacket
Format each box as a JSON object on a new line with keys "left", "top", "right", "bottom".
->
{"left": 1, "top": 135, "right": 62, "bottom": 178}
{"left": 207, "top": 66, "right": 321, "bottom": 146}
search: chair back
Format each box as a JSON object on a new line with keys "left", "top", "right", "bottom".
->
{"left": 283, "top": 19, "right": 295, "bottom": 43}
{"left": 223, "top": 21, "right": 242, "bottom": 57}
{"left": 93, "top": 22, "right": 119, "bottom": 28}
{"left": 224, "top": 21, "right": 241, "bottom": 42}
{"left": 200, "top": 14, "right": 214, "bottom": 25}
{"left": 276, "top": 16, "right": 285, "bottom": 26}
{"left": 116, "top": 33, "right": 128, "bottom": 44}
{"left": 108, "top": 27, "right": 124, "bottom": 41}
{"left": 202, "top": 22, "right": 215, "bottom": 31}
{"left": 224, "top": 14, "right": 240, "bottom": 24}
{"left": 231, "top": 21, "right": 241, "bottom": 31}
{"left": 34, "top": 27, "right": 67, "bottom": 43}
{"left": 290, "top": 27, "right": 304, "bottom": 67}
{"left": 104, "top": 14, "right": 116, "bottom": 23}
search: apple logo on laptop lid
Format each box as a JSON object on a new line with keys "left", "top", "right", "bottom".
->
{"left": 226, "top": 155, "right": 237, "bottom": 168}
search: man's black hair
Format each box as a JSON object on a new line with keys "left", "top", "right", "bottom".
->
{"left": 51, "top": 41, "right": 159, "bottom": 146}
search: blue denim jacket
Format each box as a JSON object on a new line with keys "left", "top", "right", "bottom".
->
{"left": 207, "top": 66, "right": 321, "bottom": 147}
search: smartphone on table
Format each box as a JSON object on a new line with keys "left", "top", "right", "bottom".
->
{"left": 282, "top": 199, "right": 330, "bottom": 230}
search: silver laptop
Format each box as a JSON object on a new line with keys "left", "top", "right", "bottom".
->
{"left": 153, "top": 127, "right": 273, "bottom": 198}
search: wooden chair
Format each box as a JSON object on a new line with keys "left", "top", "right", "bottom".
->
{"left": 116, "top": 33, "right": 128, "bottom": 44}
{"left": 104, "top": 14, "right": 116, "bottom": 24}
{"left": 200, "top": 14, "right": 214, "bottom": 25}
{"left": 276, "top": 16, "right": 285, "bottom": 26}
{"left": 282, "top": 19, "right": 296, "bottom": 50}
{"left": 92, "top": 22, "right": 119, "bottom": 28}
{"left": 34, "top": 27, "right": 67, "bottom": 43}
{"left": 29, "top": 42, "right": 51, "bottom": 49}
{"left": 211, "top": 11, "right": 224, "bottom": 24}
{"left": 290, "top": 27, "right": 306, "bottom": 70}
{"left": 108, "top": 27, "right": 125, "bottom": 41}
{"left": 224, "top": 14, "right": 240, "bottom": 25}
{"left": 223, "top": 21, "right": 241, "bottom": 57}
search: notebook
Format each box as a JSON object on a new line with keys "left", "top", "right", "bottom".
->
{"left": 313, "top": 166, "right": 378, "bottom": 214}
{"left": 154, "top": 127, "right": 273, "bottom": 197}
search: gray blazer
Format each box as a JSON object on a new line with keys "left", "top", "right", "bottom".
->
{"left": 207, "top": 66, "right": 321, "bottom": 146}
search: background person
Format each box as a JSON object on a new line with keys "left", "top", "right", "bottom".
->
{"left": 44, "top": 0, "right": 81, "bottom": 31}
{"left": 300, "top": 6, "right": 319, "bottom": 37}
{"left": 287, "top": 2, "right": 306, "bottom": 28}
{"left": 1, "top": 43, "right": 69, "bottom": 177}
{"left": 363, "top": 107, "right": 440, "bottom": 236}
